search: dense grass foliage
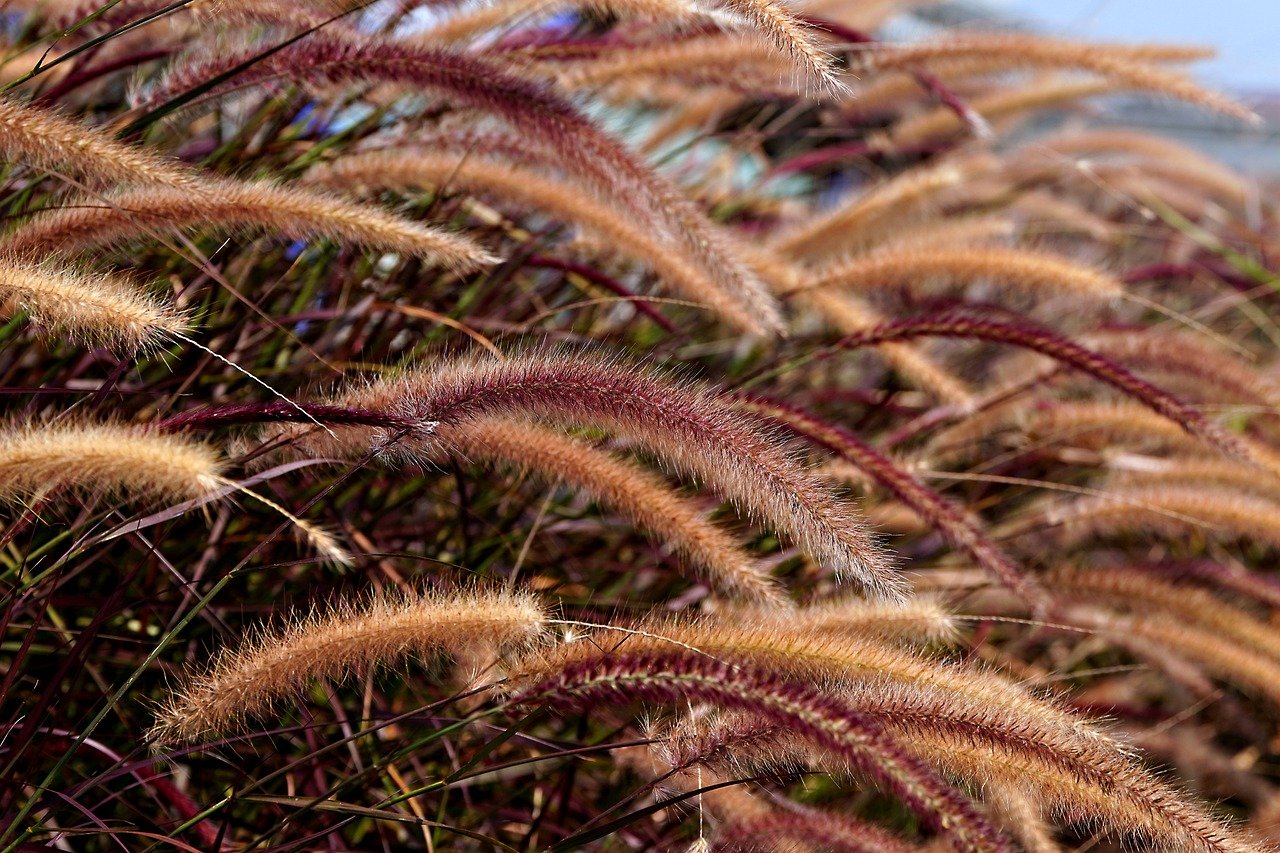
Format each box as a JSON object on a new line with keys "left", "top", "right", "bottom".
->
{"left": 0, "top": 0, "right": 1278, "bottom": 849}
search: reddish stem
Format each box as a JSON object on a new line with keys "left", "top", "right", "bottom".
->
{"left": 37, "top": 48, "right": 173, "bottom": 104}
{"left": 524, "top": 254, "right": 678, "bottom": 333}
{"left": 832, "top": 311, "right": 1253, "bottom": 464}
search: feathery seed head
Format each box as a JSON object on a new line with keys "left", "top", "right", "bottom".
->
{"left": 0, "top": 421, "right": 223, "bottom": 506}
{"left": 152, "top": 588, "right": 547, "bottom": 744}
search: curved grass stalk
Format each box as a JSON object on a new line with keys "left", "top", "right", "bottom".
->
{"left": 733, "top": 595, "right": 958, "bottom": 646}
{"left": 735, "top": 395, "right": 1041, "bottom": 602}
{"left": 598, "top": 625, "right": 1249, "bottom": 852}
{"left": 1042, "top": 485, "right": 1280, "bottom": 551}
{"left": 797, "top": 245, "right": 1124, "bottom": 303}
{"left": 1050, "top": 567, "right": 1280, "bottom": 666}
{"left": 770, "top": 158, "right": 974, "bottom": 260}
{"left": 543, "top": 35, "right": 804, "bottom": 94}
{"left": 509, "top": 644, "right": 1012, "bottom": 852}
{"left": 799, "top": 290, "right": 975, "bottom": 406}
{"left": 835, "top": 312, "right": 1254, "bottom": 464}
{"left": 889, "top": 79, "right": 1116, "bottom": 145}
{"left": 435, "top": 417, "right": 788, "bottom": 605}
{"left": 856, "top": 35, "right": 1253, "bottom": 121}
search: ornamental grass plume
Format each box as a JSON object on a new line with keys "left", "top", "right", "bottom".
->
{"left": 836, "top": 311, "right": 1254, "bottom": 463}
{"left": 1049, "top": 567, "right": 1280, "bottom": 666}
{"left": 304, "top": 150, "right": 768, "bottom": 332}
{"left": 1064, "top": 605, "right": 1280, "bottom": 708}
{"left": 770, "top": 158, "right": 973, "bottom": 260}
{"left": 139, "top": 34, "right": 783, "bottom": 332}
{"left": 639, "top": 741, "right": 918, "bottom": 853}
{"left": 151, "top": 588, "right": 547, "bottom": 744}
{"left": 0, "top": 421, "right": 223, "bottom": 505}
{"left": 0, "top": 96, "right": 195, "bottom": 188}
{"left": 888, "top": 78, "right": 1118, "bottom": 145}
{"left": 854, "top": 34, "right": 1256, "bottom": 122}
{"left": 749, "top": 595, "right": 958, "bottom": 646}
{"left": 0, "top": 179, "right": 495, "bottom": 268}
{"left": 515, "top": 626, "right": 1256, "bottom": 852}
{"left": 1029, "top": 127, "right": 1252, "bottom": 205}
{"left": 0, "top": 257, "right": 185, "bottom": 348}
{"left": 540, "top": 35, "right": 805, "bottom": 95}
{"left": 1084, "top": 328, "right": 1280, "bottom": 411}
{"left": 433, "top": 417, "right": 788, "bottom": 605}
{"left": 797, "top": 244, "right": 1126, "bottom": 303}
{"left": 9, "top": 0, "right": 1280, "bottom": 848}
{"left": 653, "top": 678, "right": 1256, "bottom": 852}
{"left": 508, "top": 643, "right": 1012, "bottom": 852}
{"left": 1041, "top": 485, "right": 1280, "bottom": 552}
{"left": 799, "top": 289, "right": 976, "bottom": 405}
{"left": 273, "top": 350, "right": 897, "bottom": 597}
{"left": 735, "top": 395, "right": 1041, "bottom": 602}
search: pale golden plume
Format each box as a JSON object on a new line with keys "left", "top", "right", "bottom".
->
{"left": 1041, "top": 485, "right": 1280, "bottom": 551}
{"left": 1067, "top": 604, "right": 1280, "bottom": 708}
{"left": 770, "top": 158, "right": 978, "bottom": 260}
{"left": 0, "top": 178, "right": 496, "bottom": 269}
{"left": 1051, "top": 567, "right": 1280, "bottom": 667}
{"left": 151, "top": 588, "right": 547, "bottom": 744}
{"left": 1027, "top": 128, "right": 1253, "bottom": 207}
{"left": 857, "top": 34, "right": 1253, "bottom": 122}
{"left": 419, "top": 0, "right": 714, "bottom": 45}
{"left": 542, "top": 35, "right": 803, "bottom": 94}
{"left": 771, "top": 595, "right": 958, "bottom": 645}
{"left": 860, "top": 214, "right": 1017, "bottom": 254}
{"left": 743, "top": 243, "right": 973, "bottom": 406}
{"left": 0, "top": 421, "right": 223, "bottom": 505}
{"left": 0, "top": 257, "right": 185, "bottom": 348}
{"left": 889, "top": 79, "right": 1117, "bottom": 145}
{"left": 0, "top": 97, "right": 195, "bottom": 188}
{"left": 985, "top": 782, "right": 1062, "bottom": 853}
{"left": 1010, "top": 189, "right": 1120, "bottom": 241}
{"left": 797, "top": 245, "right": 1124, "bottom": 302}
{"left": 596, "top": 617, "right": 1088, "bottom": 738}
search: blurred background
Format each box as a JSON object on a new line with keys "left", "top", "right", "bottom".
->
{"left": 889, "top": 1, "right": 1280, "bottom": 172}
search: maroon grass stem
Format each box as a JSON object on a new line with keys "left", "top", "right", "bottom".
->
{"left": 524, "top": 254, "right": 678, "bottom": 333}
{"left": 156, "top": 402, "right": 418, "bottom": 432}
{"left": 734, "top": 393, "right": 1043, "bottom": 602}
{"left": 830, "top": 310, "right": 1253, "bottom": 463}
{"left": 37, "top": 48, "right": 173, "bottom": 104}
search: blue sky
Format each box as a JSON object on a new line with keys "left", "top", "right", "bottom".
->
{"left": 995, "top": 1, "right": 1280, "bottom": 91}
